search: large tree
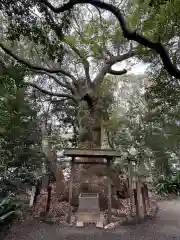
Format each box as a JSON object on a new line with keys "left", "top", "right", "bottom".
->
{"left": 0, "top": 0, "right": 138, "bottom": 209}
{"left": 1, "top": 0, "right": 179, "bottom": 151}
{"left": 3, "top": 0, "right": 180, "bottom": 207}
{"left": 0, "top": 0, "right": 136, "bottom": 150}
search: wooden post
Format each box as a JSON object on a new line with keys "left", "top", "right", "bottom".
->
{"left": 143, "top": 183, "right": 150, "bottom": 214}
{"left": 133, "top": 188, "right": 140, "bottom": 222}
{"left": 29, "top": 186, "right": 36, "bottom": 207}
{"left": 45, "top": 185, "right": 52, "bottom": 213}
{"left": 136, "top": 176, "right": 143, "bottom": 219}
{"left": 33, "top": 179, "right": 41, "bottom": 206}
{"left": 107, "top": 158, "right": 112, "bottom": 223}
{"left": 141, "top": 186, "right": 147, "bottom": 216}
{"left": 143, "top": 183, "right": 150, "bottom": 208}
{"left": 67, "top": 157, "right": 75, "bottom": 224}
{"left": 128, "top": 160, "right": 133, "bottom": 216}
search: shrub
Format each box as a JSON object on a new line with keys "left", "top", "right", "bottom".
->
{"left": 0, "top": 196, "right": 22, "bottom": 227}
{"left": 154, "top": 176, "right": 180, "bottom": 196}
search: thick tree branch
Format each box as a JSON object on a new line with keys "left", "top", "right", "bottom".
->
{"left": 48, "top": 74, "right": 79, "bottom": 96}
{"left": 26, "top": 82, "right": 77, "bottom": 101}
{"left": 45, "top": 74, "right": 73, "bottom": 90}
{"left": 94, "top": 50, "right": 134, "bottom": 86}
{"left": 41, "top": 0, "right": 77, "bottom": 13}
{"left": 106, "top": 50, "right": 135, "bottom": 65}
{"left": 0, "top": 43, "right": 76, "bottom": 81}
{"left": 42, "top": 0, "right": 180, "bottom": 79}
{"left": 30, "top": 71, "right": 77, "bottom": 96}
{"left": 108, "top": 69, "right": 127, "bottom": 75}
{"left": 29, "top": 71, "right": 73, "bottom": 90}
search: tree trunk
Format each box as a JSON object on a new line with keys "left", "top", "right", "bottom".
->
{"left": 67, "top": 100, "right": 124, "bottom": 210}
{"left": 78, "top": 101, "right": 102, "bottom": 149}
{"left": 41, "top": 123, "right": 65, "bottom": 197}
{"left": 77, "top": 101, "right": 105, "bottom": 177}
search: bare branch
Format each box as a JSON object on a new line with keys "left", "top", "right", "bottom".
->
{"left": 44, "top": 74, "right": 72, "bottom": 89}
{"left": 26, "top": 82, "right": 77, "bottom": 101}
{"left": 42, "top": 0, "right": 180, "bottom": 79}
{"left": 106, "top": 50, "right": 135, "bottom": 65}
{"left": 0, "top": 42, "right": 76, "bottom": 81}
{"left": 29, "top": 70, "right": 75, "bottom": 91}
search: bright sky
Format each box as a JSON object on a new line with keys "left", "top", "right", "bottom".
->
{"left": 113, "top": 60, "right": 149, "bottom": 75}
{"left": 129, "top": 62, "right": 149, "bottom": 75}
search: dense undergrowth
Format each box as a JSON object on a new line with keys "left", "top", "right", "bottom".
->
{"left": 0, "top": 195, "right": 24, "bottom": 237}
{"left": 154, "top": 174, "right": 180, "bottom": 196}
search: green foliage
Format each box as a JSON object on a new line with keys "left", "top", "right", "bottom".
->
{"left": 0, "top": 63, "right": 43, "bottom": 193}
{"left": 51, "top": 99, "right": 79, "bottom": 147}
{"left": 103, "top": 74, "right": 180, "bottom": 177}
{"left": 123, "top": 0, "right": 180, "bottom": 177}
{"left": 0, "top": 0, "right": 134, "bottom": 153}
{"left": 0, "top": 196, "right": 22, "bottom": 227}
{"left": 154, "top": 174, "right": 180, "bottom": 196}
{"left": 132, "top": 0, "right": 180, "bottom": 41}
{"left": 0, "top": 0, "right": 73, "bottom": 64}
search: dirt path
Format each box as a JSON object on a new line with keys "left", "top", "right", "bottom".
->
{"left": 3, "top": 200, "right": 180, "bottom": 240}
{"left": 151, "top": 200, "right": 180, "bottom": 236}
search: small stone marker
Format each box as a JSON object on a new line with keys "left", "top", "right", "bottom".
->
{"left": 96, "top": 221, "right": 104, "bottom": 228}
{"left": 104, "top": 222, "right": 118, "bottom": 230}
{"left": 76, "top": 193, "right": 100, "bottom": 224}
{"left": 76, "top": 221, "right": 84, "bottom": 227}
{"left": 29, "top": 186, "right": 36, "bottom": 207}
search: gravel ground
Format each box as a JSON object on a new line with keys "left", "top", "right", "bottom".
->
{"left": 3, "top": 200, "right": 180, "bottom": 240}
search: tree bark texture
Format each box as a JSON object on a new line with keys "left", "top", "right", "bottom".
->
{"left": 76, "top": 100, "right": 106, "bottom": 177}
{"left": 78, "top": 101, "right": 102, "bottom": 149}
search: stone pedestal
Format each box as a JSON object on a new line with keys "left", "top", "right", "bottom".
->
{"left": 76, "top": 193, "right": 100, "bottom": 224}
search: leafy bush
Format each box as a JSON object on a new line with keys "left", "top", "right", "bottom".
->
{"left": 0, "top": 196, "right": 22, "bottom": 227}
{"left": 154, "top": 176, "right": 180, "bottom": 196}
